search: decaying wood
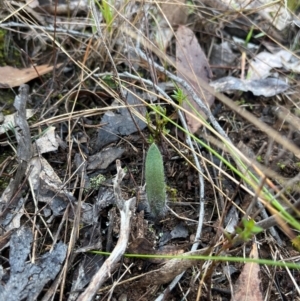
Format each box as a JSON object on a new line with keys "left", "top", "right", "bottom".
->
{"left": 77, "top": 160, "right": 136, "bottom": 301}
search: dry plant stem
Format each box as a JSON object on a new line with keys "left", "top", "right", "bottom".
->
{"left": 77, "top": 160, "right": 136, "bottom": 301}
{"left": 60, "top": 170, "right": 86, "bottom": 301}
{"left": 0, "top": 22, "right": 92, "bottom": 38}
{"left": 89, "top": 0, "right": 124, "bottom": 98}
{"left": 278, "top": 253, "right": 300, "bottom": 295}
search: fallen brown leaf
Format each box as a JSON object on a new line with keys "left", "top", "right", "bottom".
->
{"left": 232, "top": 242, "right": 263, "bottom": 301}
{"left": 154, "top": 0, "right": 188, "bottom": 51}
{"left": 176, "top": 25, "right": 214, "bottom": 133}
{"left": 0, "top": 64, "right": 61, "bottom": 88}
{"left": 160, "top": 0, "right": 188, "bottom": 27}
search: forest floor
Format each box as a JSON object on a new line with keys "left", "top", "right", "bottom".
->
{"left": 0, "top": 1, "right": 300, "bottom": 300}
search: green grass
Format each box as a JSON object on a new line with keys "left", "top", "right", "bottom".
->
{"left": 90, "top": 250, "right": 300, "bottom": 269}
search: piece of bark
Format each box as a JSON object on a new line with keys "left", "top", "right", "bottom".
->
{"left": 0, "top": 227, "right": 67, "bottom": 301}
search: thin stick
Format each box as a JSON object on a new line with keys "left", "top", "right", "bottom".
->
{"left": 77, "top": 160, "right": 136, "bottom": 301}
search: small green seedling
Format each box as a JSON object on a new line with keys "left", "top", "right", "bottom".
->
{"left": 236, "top": 218, "right": 262, "bottom": 241}
{"left": 145, "top": 143, "right": 167, "bottom": 220}
{"left": 146, "top": 105, "right": 169, "bottom": 141}
{"left": 277, "top": 162, "right": 286, "bottom": 170}
{"left": 256, "top": 155, "right": 263, "bottom": 163}
{"left": 172, "top": 84, "right": 187, "bottom": 106}
{"left": 244, "top": 26, "right": 254, "bottom": 47}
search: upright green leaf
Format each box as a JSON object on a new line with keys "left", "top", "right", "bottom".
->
{"left": 145, "top": 143, "right": 166, "bottom": 219}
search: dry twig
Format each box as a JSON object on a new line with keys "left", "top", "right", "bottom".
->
{"left": 77, "top": 160, "right": 136, "bottom": 301}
